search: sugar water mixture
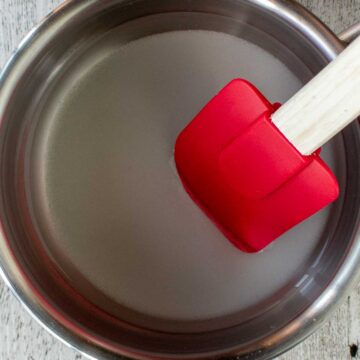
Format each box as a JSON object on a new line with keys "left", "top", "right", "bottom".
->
{"left": 31, "top": 29, "right": 341, "bottom": 324}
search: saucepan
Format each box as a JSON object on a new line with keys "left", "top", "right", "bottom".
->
{"left": 0, "top": 1, "right": 359, "bottom": 359}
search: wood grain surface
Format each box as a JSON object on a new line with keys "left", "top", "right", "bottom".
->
{"left": 272, "top": 36, "right": 360, "bottom": 155}
{"left": 0, "top": 1, "right": 359, "bottom": 359}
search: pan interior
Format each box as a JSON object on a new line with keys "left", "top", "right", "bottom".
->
{"left": 26, "top": 13, "right": 345, "bottom": 333}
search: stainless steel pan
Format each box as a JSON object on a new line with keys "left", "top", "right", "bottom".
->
{"left": 0, "top": 1, "right": 359, "bottom": 359}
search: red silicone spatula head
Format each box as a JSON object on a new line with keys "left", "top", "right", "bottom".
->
{"left": 175, "top": 79, "right": 339, "bottom": 252}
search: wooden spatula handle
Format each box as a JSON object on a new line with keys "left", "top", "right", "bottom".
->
{"left": 271, "top": 36, "right": 360, "bottom": 155}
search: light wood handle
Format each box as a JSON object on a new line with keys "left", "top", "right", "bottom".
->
{"left": 271, "top": 36, "right": 360, "bottom": 155}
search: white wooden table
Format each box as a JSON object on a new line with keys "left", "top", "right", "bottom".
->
{"left": 0, "top": 1, "right": 359, "bottom": 359}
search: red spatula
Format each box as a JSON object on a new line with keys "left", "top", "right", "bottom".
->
{"left": 175, "top": 36, "right": 360, "bottom": 253}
